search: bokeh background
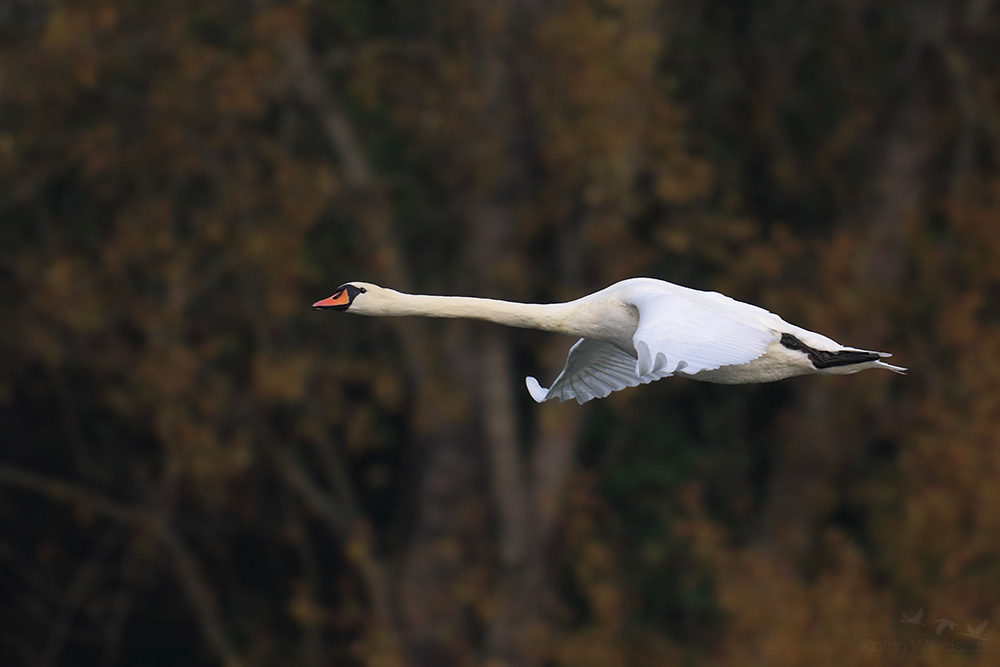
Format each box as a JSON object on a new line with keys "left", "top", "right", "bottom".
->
{"left": 2, "top": 1, "right": 998, "bottom": 665}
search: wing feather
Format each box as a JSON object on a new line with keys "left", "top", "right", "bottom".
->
{"left": 526, "top": 338, "right": 671, "bottom": 404}
{"left": 631, "top": 290, "right": 778, "bottom": 376}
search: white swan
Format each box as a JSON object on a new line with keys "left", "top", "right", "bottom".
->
{"left": 313, "top": 278, "right": 905, "bottom": 404}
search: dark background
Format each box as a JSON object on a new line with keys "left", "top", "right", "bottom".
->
{"left": 2, "top": 1, "right": 997, "bottom": 665}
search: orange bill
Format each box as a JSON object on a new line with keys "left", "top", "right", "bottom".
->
{"left": 312, "top": 290, "right": 350, "bottom": 308}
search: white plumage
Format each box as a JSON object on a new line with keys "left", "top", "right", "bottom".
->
{"left": 313, "top": 278, "right": 905, "bottom": 404}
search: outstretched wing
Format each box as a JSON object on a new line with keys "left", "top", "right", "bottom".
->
{"left": 526, "top": 289, "right": 782, "bottom": 405}
{"left": 630, "top": 290, "right": 779, "bottom": 377}
{"left": 526, "top": 338, "right": 670, "bottom": 405}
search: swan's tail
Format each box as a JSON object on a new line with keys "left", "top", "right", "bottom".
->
{"left": 875, "top": 360, "right": 907, "bottom": 374}
{"left": 868, "top": 350, "right": 906, "bottom": 374}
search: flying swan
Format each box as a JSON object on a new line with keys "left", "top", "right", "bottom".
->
{"left": 313, "top": 278, "right": 905, "bottom": 404}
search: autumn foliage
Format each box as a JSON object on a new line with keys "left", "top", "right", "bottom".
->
{"left": 2, "top": 1, "right": 999, "bottom": 665}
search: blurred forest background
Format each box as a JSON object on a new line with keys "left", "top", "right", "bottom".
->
{"left": 2, "top": 1, "right": 999, "bottom": 665}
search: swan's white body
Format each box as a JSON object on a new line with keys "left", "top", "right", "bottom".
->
{"left": 314, "top": 278, "right": 904, "bottom": 404}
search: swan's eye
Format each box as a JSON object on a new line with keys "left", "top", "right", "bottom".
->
{"left": 359, "top": 287, "right": 367, "bottom": 294}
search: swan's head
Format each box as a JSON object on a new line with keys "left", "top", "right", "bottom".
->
{"left": 312, "top": 282, "right": 388, "bottom": 314}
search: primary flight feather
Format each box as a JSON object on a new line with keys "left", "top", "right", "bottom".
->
{"left": 313, "top": 278, "right": 905, "bottom": 404}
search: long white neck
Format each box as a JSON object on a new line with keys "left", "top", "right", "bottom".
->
{"left": 369, "top": 290, "right": 579, "bottom": 335}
